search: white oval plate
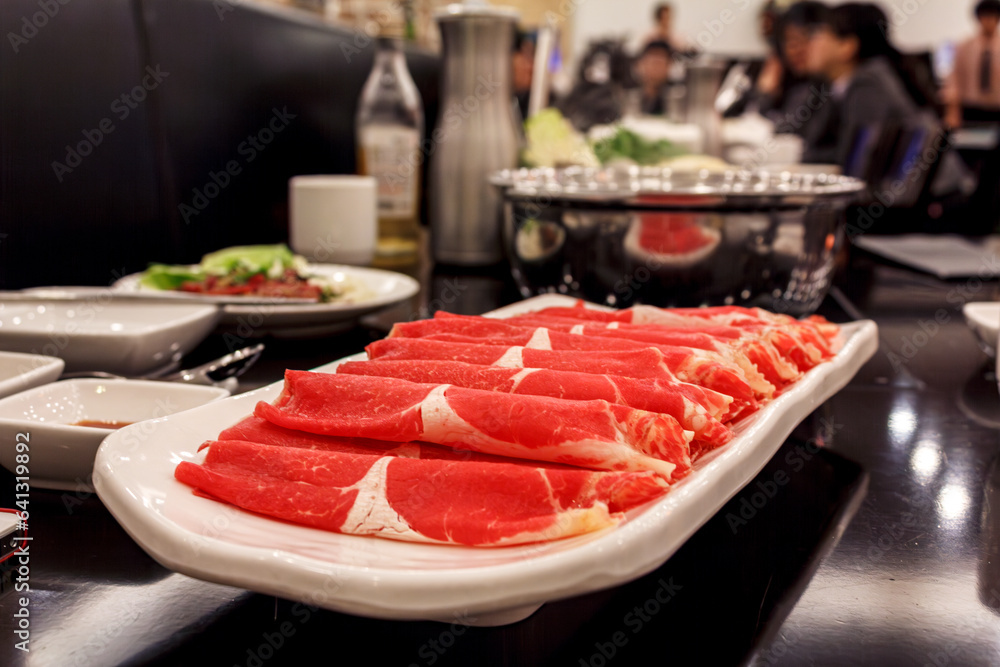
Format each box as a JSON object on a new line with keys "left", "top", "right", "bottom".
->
{"left": 112, "top": 264, "right": 420, "bottom": 336}
{"left": 94, "top": 295, "right": 878, "bottom": 626}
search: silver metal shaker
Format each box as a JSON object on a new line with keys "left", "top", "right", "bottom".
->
{"left": 429, "top": 3, "right": 520, "bottom": 266}
{"left": 683, "top": 59, "right": 726, "bottom": 158}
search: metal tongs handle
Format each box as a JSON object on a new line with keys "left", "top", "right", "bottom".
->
{"left": 61, "top": 344, "right": 265, "bottom": 388}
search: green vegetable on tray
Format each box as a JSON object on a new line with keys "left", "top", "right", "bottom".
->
{"left": 520, "top": 109, "right": 600, "bottom": 168}
{"left": 520, "top": 109, "right": 688, "bottom": 168}
{"left": 591, "top": 127, "right": 688, "bottom": 166}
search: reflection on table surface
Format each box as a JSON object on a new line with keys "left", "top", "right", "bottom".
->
{"left": 0, "top": 247, "right": 999, "bottom": 666}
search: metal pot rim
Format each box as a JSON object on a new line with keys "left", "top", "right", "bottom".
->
{"left": 491, "top": 166, "right": 866, "bottom": 204}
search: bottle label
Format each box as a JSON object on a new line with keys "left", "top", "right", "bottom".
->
{"left": 359, "top": 126, "right": 420, "bottom": 219}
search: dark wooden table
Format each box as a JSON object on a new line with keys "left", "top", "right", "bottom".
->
{"left": 1, "top": 246, "right": 998, "bottom": 666}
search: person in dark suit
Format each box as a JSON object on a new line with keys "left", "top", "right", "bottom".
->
{"left": 755, "top": 2, "right": 838, "bottom": 159}
{"left": 805, "top": 3, "right": 927, "bottom": 167}
{"left": 755, "top": 2, "right": 829, "bottom": 125}
{"left": 805, "top": 3, "right": 975, "bottom": 224}
{"left": 635, "top": 40, "right": 674, "bottom": 116}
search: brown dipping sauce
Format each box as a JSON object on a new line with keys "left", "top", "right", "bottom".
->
{"left": 72, "top": 420, "right": 134, "bottom": 430}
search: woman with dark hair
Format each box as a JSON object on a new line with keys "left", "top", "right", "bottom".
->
{"left": 755, "top": 1, "right": 834, "bottom": 140}
{"left": 805, "top": 3, "right": 929, "bottom": 166}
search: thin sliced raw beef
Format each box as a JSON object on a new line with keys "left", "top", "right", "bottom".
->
{"left": 218, "top": 415, "right": 550, "bottom": 465}
{"left": 524, "top": 302, "right": 834, "bottom": 341}
{"left": 400, "top": 314, "right": 787, "bottom": 391}
{"left": 175, "top": 439, "right": 669, "bottom": 546}
{"left": 255, "top": 371, "right": 693, "bottom": 480}
{"left": 336, "top": 359, "right": 732, "bottom": 450}
{"left": 619, "top": 304, "right": 840, "bottom": 359}
{"left": 805, "top": 314, "right": 841, "bottom": 344}
{"left": 653, "top": 306, "right": 838, "bottom": 370}
{"left": 514, "top": 304, "right": 835, "bottom": 371}
{"left": 366, "top": 337, "right": 760, "bottom": 418}
{"left": 456, "top": 313, "right": 801, "bottom": 388}
{"left": 421, "top": 330, "right": 775, "bottom": 398}
{"left": 218, "top": 415, "right": 403, "bottom": 455}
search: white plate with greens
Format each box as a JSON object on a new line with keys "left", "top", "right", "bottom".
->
{"left": 113, "top": 265, "right": 418, "bottom": 335}
{"left": 111, "top": 245, "right": 419, "bottom": 336}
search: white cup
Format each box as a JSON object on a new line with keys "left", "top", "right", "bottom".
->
{"left": 289, "top": 175, "right": 376, "bottom": 265}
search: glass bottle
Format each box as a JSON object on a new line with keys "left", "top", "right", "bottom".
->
{"left": 356, "top": 37, "right": 424, "bottom": 265}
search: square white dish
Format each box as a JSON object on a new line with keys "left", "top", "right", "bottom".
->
{"left": 0, "top": 351, "right": 64, "bottom": 399}
{"left": 94, "top": 295, "right": 878, "bottom": 626}
{"left": 0, "top": 301, "right": 220, "bottom": 374}
{"left": 0, "top": 379, "right": 231, "bottom": 491}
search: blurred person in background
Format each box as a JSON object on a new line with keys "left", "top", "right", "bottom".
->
{"left": 754, "top": 1, "right": 837, "bottom": 150}
{"left": 944, "top": 0, "right": 1000, "bottom": 127}
{"left": 557, "top": 39, "right": 634, "bottom": 130}
{"left": 635, "top": 40, "right": 674, "bottom": 115}
{"left": 643, "top": 3, "right": 693, "bottom": 58}
{"left": 513, "top": 30, "right": 536, "bottom": 122}
{"left": 759, "top": 0, "right": 784, "bottom": 54}
{"left": 804, "top": 3, "right": 932, "bottom": 165}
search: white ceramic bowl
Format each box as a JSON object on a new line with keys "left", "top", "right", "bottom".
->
{"left": 0, "top": 379, "right": 230, "bottom": 491}
{"left": 964, "top": 302, "right": 999, "bottom": 357}
{"left": 0, "top": 301, "right": 221, "bottom": 374}
{"left": 0, "top": 351, "right": 64, "bottom": 399}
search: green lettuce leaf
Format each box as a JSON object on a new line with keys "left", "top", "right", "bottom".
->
{"left": 200, "top": 244, "right": 296, "bottom": 276}
{"left": 138, "top": 264, "right": 205, "bottom": 290}
{"left": 591, "top": 128, "right": 687, "bottom": 166}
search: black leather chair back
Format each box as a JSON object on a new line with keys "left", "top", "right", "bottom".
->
{"left": 0, "top": 0, "right": 163, "bottom": 288}
{"left": 0, "top": 0, "right": 439, "bottom": 288}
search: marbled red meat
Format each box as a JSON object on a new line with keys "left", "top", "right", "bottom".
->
{"left": 174, "top": 300, "right": 842, "bottom": 548}
{"left": 516, "top": 304, "right": 836, "bottom": 371}
{"left": 175, "top": 439, "right": 669, "bottom": 546}
{"left": 336, "top": 359, "right": 732, "bottom": 450}
{"left": 366, "top": 337, "right": 761, "bottom": 420}
{"left": 400, "top": 314, "right": 790, "bottom": 391}
{"left": 255, "top": 370, "right": 693, "bottom": 480}
{"left": 218, "top": 415, "right": 545, "bottom": 465}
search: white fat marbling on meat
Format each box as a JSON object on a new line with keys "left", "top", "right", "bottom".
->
{"left": 340, "top": 457, "right": 432, "bottom": 541}
{"left": 570, "top": 324, "right": 585, "bottom": 335}
{"left": 492, "top": 346, "right": 524, "bottom": 368}
{"left": 419, "top": 385, "right": 678, "bottom": 478}
{"left": 492, "top": 505, "right": 619, "bottom": 546}
{"left": 507, "top": 367, "right": 539, "bottom": 392}
{"left": 631, "top": 305, "right": 694, "bottom": 327}
{"left": 388, "top": 443, "right": 422, "bottom": 458}
{"left": 524, "top": 328, "right": 552, "bottom": 350}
